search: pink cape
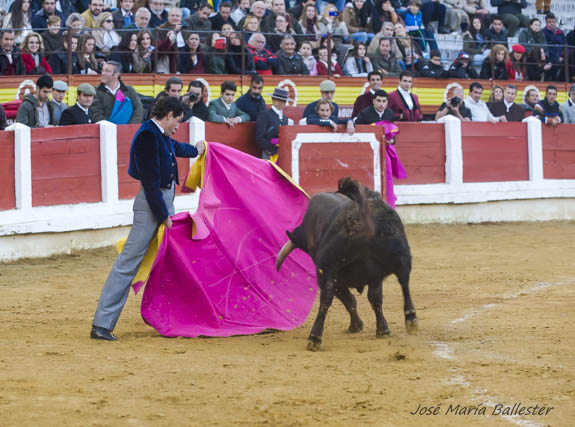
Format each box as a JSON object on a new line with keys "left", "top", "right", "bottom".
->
{"left": 137, "top": 143, "right": 317, "bottom": 337}
{"left": 375, "top": 121, "right": 407, "bottom": 209}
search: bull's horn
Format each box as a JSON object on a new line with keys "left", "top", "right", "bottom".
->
{"left": 276, "top": 240, "right": 295, "bottom": 272}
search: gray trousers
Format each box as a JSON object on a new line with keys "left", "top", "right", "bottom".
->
{"left": 92, "top": 184, "right": 175, "bottom": 331}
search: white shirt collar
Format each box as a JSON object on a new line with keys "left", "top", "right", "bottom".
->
{"left": 397, "top": 85, "right": 414, "bottom": 109}
{"left": 77, "top": 103, "right": 89, "bottom": 113}
{"left": 271, "top": 105, "right": 283, "bottom": 119}
{"left": 105, "top": 82, "right": 121, "bottom": 95}
{"left": 151, "top": 119, "right": 165, "bottom": 134}
{"left": 221, "top": 98, "right": 233, "bottom": 110}
{"left": 122, "top": 9, "right": 131, "bottom": 16}
{"left": 504, "top": 99, "right": 514, "bottom": 110}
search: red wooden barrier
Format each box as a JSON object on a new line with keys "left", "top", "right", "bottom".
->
{"left": 394, "top": 122, "right": 445, "bottom": 185}
{"left": 30, "top": 125, "right": 101, "bottom": 206}
{"left": 461, "top": 122, "right": 529, "bottom": 182}
{"left": 205, "top": 122, "right": 259, "bottom": 157}
{"left": 0, "top": 131, "right": 15, "bottom": 210}
{"left": 542, "top": 125, "right": 575, "bottom": 179}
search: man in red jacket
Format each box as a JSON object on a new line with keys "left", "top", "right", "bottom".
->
{"left": 387, "top": 71, "right": 423, "bottom": 122}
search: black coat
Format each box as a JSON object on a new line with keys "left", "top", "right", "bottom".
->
{"left": 355, "top": 106, "right": 394, "bottom": 125}
{"left": 226, "top": 44, "right": 255, "bottom": 75}
{"left": 59, "top": 104, "right": 94, "bottom": 126}
{"left": 256, "top": 108, "right": 289, "bottom": 155}
{"left": 488, "top": 100, "right": 526, "bottom": 122}
{"left": 480, "top": 59, "right": 508, "bottom": 80}
{"left": 0, "top": 47, "right": 25, "bottom": 75}
{"left": 48, "top": 50, "right": 79, "bottom": 74}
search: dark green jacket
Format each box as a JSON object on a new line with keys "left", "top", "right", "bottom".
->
{"left": 91, "top": 80, "right": 144, "bottom": 124}
{"left": 16, "top": 94, "right": 54, "bottom": 128}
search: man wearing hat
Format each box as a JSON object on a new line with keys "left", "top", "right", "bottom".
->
{"left": 50, "top": 80, "right": 68, "bottom": 125}
{"left": 59, "top": 84, "right": 96, "bottom": 126}
{"left": 447, "top": 52, "right": 479, "bottom": 79}
{"left": 255, "top": 87, "right": 293, "bottom": 160}
{"left": 303, "top": 79, "right": 355, "bottom": 132}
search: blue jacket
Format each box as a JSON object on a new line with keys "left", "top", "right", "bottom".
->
{"left": 235, "top": 92, "right": 266, "bottom": 122}
{"left": 303, "top": 100, "right": 349, "bottom": 124}
{"left": 128, "top": 120, "right": 199, "bottom": 222}
{"left": 543, "top": 26, "right": 566, "bottom": 63}
{"left": 490, "top": 0, "right": 527, "bottom": 15}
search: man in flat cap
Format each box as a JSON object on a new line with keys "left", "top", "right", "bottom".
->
{"left": 50, "top": 80, "right": 68, "bottom": 125}
{"left": 302, "top": 80, "right": 354, "bottom": 132}
{"left": 59, "top": 83, "right": 96, "bottom": 126}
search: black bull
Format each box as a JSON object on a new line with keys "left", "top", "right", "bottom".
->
{"left": 276, "top": 177, "right": 418, "bottom": 351}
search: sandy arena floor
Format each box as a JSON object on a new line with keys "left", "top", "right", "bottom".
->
{"left": 1, "top": 221, "right": 574, "bottom": 426}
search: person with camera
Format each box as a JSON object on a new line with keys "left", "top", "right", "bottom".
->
{"left": 435, "top": 86, "right": 472, "bottom": 121}
{"left": 181, "top": 80, "right": 209, "bottom": 122}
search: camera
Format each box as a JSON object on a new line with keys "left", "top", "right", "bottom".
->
{"left": 188, "top": 92, "right": 199, "bottom": 102}
{"left": 450, "top": 96, "right": 460, "bottom": 107}
{"left": 329, "top": 10, "right": 338, "bottom": 16}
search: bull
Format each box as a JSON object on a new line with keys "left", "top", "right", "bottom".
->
{"left": 276, "top": 177, "right": 417, "bottom": 351}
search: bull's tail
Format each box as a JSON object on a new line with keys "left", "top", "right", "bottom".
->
{"left": 337, "top": 177, "right": 375, "bottom": 235}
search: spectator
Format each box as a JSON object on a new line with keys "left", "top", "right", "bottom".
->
{"left": 156, "top": 7, "right": 183, "bottom": 73}
{"left": 93, "top": 12, "right": 122, "bottom": 55}
{"left": 255, "top": 87, "right": 293, "bottom": 159}
{"left": 203, "top": 32, "right": 227, "bottom": 74}
{"left": 394, "top": 21, "right": 422, "bottom": 68}
{"left": 463, "top": 15, "right": 489, "bottom": 67}
{"left": 112, "top": 0, "right": 135, "bottom": 30}
{"left": 397, "top": 0, "right": 438, "bottom": 52}
{"left": 226, "top": 31, "right": 255, "bottom": 75}
{"left": 48, "top": 34, "right": 79, "bottom": 74}
{"left": 16, "top": 74, "right": 54, "bottom": 127}
{"left": 444, "top": 0, "right": 470, "bottom": 34}
{"left": 266, "top": 13, "right": 298, "bottom": 54}
{"left": 419, "top": 0, "right": 449, "bottom": 34}
{"left": 490, "top": 0, "right": 528, "bottom": 37}
{"left": 518, "top": 18, "right": 546, "bottom": 57}
{"left": 371, "top": 0, "right": 398, "bottom": 35}
{"left": 91, "top": 61, "right": 144, "bottom": 124}
{"left": 387, "top": 71, "right": 423, "bottom": 122}
{"left": 506, "top": 44, "right": 526, "bottom": 81}
{"left": 242, "top": 14, "right": 260, "bottom": 43}
{"left": 534, "top": 85, "right": 562, "bottom": 126}
{"left": 485, "top": 15, "right": 508, "bottom": 45}
{"left": 237, "top": 1, "right": 266, "bottom": 30}
{"left": 42, "top": 16, "right": 64, "bottom": 59}
{"left": 355, "top": 89, "right": 394, "bottom": 124}
{"left": 521, "top": 85, "right": 541, "bottom": 113}
{"left": 151, "top": 77, "right": 182, "bottom": 114}
{"left": 276, "top": 35, "right": 309, "bottom": 75}
{"left": 210, "top": 1, "right": 235, "bottom": 31}
{"left": 419, "top": 49, "right": 447, "bottom": 78}
{"left": 298, "top": 3, "right": 321, "bottom": 48}
{"left": 479, "top": 44, "right": 508, "bottom": 80}
{"left": 526, "top": 47, "right": 553, "bottom": 82}
{"left": 147, "top": 0, "right": 168, "bottom": 28}
{"left": 50, "top": 80, "right": 68, "bottom": 125}
{"left": 0, "top": 35, "right": 25, "bottom": 84}
{"left": 287, "top": 0, "right": 314, "bottom": 21}
{"left": 81, "top": 0, "right": 104, "bottom": 29}
{"left": 342, "top": 0, "right": 373, "bottom": 44}
{"left": 486, "top": 84, "right": 503, "bottom": 108}
{"left": 261, "top": 0, "right": 302, "bottom": 35}
{"left": 2, "top": 0, "right": 33, "bottom": 44}
{"left": 344, "top": 42, "right": 373, "bottom": 77}
{"left": 184, "top": 2, "right": 212, "bottom": 36}
{"left": 135, "top": 29, "right": 154, "bottom": 73}
{"left": 65, "top": 13, "right": 88, "bottom": 38}
{"left": 124, "top": 7, "right": 151, "bottom": 31}
{"left": 181, "top": 80, "right": 209, "bottom": 122}
{"left": 59, "top": 83, "right": 96, "bottom": 126}
{"left": 231, "top": 0, "right": 250, "bottom": 26}
{"left": 247, "top": 33, "right": 280, "bottom": 75}
{"left": 303, "top": 99, "right": 339, "bottom": 131}
{"left": 318, "top": 4, "right": 349, "bottom": 39}
{"left": 110, "top": 32, "right": 144, "bottom": 73}
{"left": 447, "top": 51, "right": 478, "bottom": 79}
{"left": 560, "top": 84, "right": 575, "bottom": 124}
{"left": 435, "top": 84, "right": 472, "bottom": 121}
{"left": 316, "top": 45, "right": 342, "bottom": 76}
{"left": 236, "top": 75, "right": 266, "bottom": 122}
{"left": 220, "top": 23, "right": 235, "bottom": 39}
{"left": 543, "top": 13, "right": 565, "bottom": 82}
{"left": 303, "top": 79, "right": 353, "bottom": 131}
{"left": 208, "top": 80, "right": 250, "bottom": 126}
{"left": 368, "top": 21, "right": 401, "bottom": 59}
{"left": 76, "top": 34, "right": 99, "bottom": 74}
{"left": 463, "top": 1, "right": 491, "bottom": 29}
{"left": 369, "top": 37, "right": 401, "bottom": 77}
{"left": 20, "top": 32, "right": 53, "bottom": 74}
{"left": 31, "top": 0, "right": 65, "bottom": 33}
{"left": 299, "top": 41, "right": 318, "bottom": 75}
{"left": 0, "top": 103, "right": 7, "bottom": 130}
{"left": 179, "top": 32, "right": 204, "bottom": 73}
{"left": 488, "top": 84, "right": 525, "bottom": 122}
{"left": 351, "top": 70, "right": 382, "bottom": 118}
{"left": 464, "top": 81, "right": 503, "bottom": 122}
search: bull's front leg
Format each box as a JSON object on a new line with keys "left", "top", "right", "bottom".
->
{"left": 334, "top": 286, "right": 363, "bottom": 333}
{"left": 396, "top": 265, "right": 418, "bottom": 335}
{"left": 307, "top": 277, "right": 335, "bottom": 351}
{"left": 367, "top": 284, "right": 390, "bottom": 337}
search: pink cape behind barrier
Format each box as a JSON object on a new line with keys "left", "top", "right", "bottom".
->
{"left": 137, "top": 142, "right": 317, "bottom": 337}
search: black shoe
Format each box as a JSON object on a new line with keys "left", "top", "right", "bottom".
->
{"left": 537, "top": 9, "right": 544, "bottom": 14}
{"left": 90, "top": 326, "right": 117, "bottom": 341}
{"left": 438, "top": 26, "right": 451, "bottom": 35}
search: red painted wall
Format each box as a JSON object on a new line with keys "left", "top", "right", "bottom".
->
{"left": 30, "top": 125, "right": 101, "bottom": 207}
{"left": 462, "top": 122, "right": 529, "bottom": 182}
{"left": 205, "top": 123, "right": 259, "bottom": 157}
{"left": 395, "top": 123, "right": 445, "bottom": 185}
{"left": 0, "top": 131, "right": 15, "bottom": 210}
{"left": 542, "top": 125, "right": 575, "bottom": 179}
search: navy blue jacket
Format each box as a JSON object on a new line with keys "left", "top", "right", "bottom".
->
{"left": 303, "top": 100, "right": 350, "bottom": 124}
{"left": 128, "top": 120, "right": 199, "bottom": 222}
{"left": 236, "top": 92, "right": 267, "bottom": 122}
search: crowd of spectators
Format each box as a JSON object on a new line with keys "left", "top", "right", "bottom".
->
{"left": 0, "top": 0, "right": 574, "bottom": 81}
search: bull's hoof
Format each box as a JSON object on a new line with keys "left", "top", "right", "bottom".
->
{"left": 306, "top": 339, "right": 323, "bottom": 352}
{"left": 376, "top": 328, "right": 391, "bottom": 338}
{"left": 348, "top": 320, "right": 363, "bottom": 333}
{"left": 405, "top": 318, "right": 418, "bottom": 335}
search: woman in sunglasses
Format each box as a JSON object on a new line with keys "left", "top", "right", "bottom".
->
{"left": 92, "top": 12, "right": 121, "bottom": 56}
